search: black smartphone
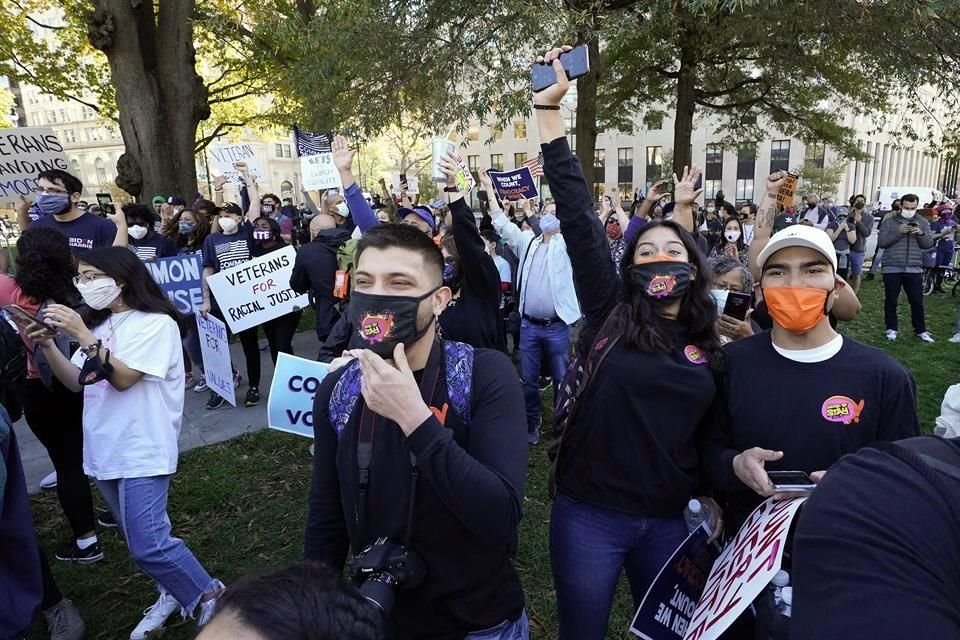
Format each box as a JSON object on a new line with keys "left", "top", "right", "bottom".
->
{"left": 3, "top": 304, "right": 57, "bottom": 338}
{"left": 95, "top": 193, "right": 113, "bottom": 215}
{"left": 399, "top": 173, "right": 408, "bottom": 191}
{"left": 531, "top": 44, "right": 591, "bottom": 93}
{"left": 722, "top": 291, "right": 752, "bottom": 320}
{"left": 767, "top": 471, "right": 816, "bottom": 492}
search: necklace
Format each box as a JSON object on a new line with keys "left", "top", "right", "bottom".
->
{"left": 107, "top": 310, "right": 134, "bottom": 338}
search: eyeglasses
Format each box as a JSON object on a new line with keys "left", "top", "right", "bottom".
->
{"left": 74, "top": 273, "right": 109, "bottom": 285}
{"left": 39, "top": 188, "right": 69, "bottom": 196}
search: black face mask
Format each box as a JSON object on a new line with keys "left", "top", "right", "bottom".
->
{"left": 629, "top": 261, "right": 693, "bottom": 303}
{"left": 261, "top": 203, "right": 275, "bottom": 215}
{"left": 348, "top": 288, "right": 438, "bottom": 357}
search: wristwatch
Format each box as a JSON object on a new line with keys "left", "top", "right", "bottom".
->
{"left": 443, "top": 186, "right": 459, "bottom": 193}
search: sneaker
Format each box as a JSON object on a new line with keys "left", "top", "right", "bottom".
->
{"left": 949, "top": 333, "right": 960, "bottom": 343}
{"left": 193, "top": 375, "right": 209, "bottom": 393}
{"left": 233, "top": 370, "right": 242, "bottom": 389}
{"left": 538, "top": 376, "right": 552, "bottom": 392}
{"left": 97, "top": 510, "right": 118, "bottom": 528}
{"left": 55, "top": 539, "right": 104, "bottom": 564}
{"left": 196, "top": 580, "right": 226, "bottom": 627}
{"left": 528, "top": 418, "right": 541, "bottom": 446}
{"left": 44, "top": 598, "right": 85, "bottom": 640}
{"left": 244, "top": 386, "right": 260, "bottom": 407}
{"left": 184, "top": 371, "right": 196, "bottom": 388}
{"left": 130, "top": 591, "right": 179, "bottom": 640}
{"left": 917, "top": 331, "right": 935, "bottom": 343}
{"left": 40, "top": 470, "right": 58, "bottom": 490}
{"left": 886, "top": 330, "right": 898, "bottom": 341}
{"left": 206, "top": 392, "right": 226, "bottom": 410}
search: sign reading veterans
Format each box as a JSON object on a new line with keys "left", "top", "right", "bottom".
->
{"left": 205, "top": 245, "right": 308, "bottom": 333}
{"left": 197, "top": 314, "right": 236, "bottom": 407}
{"left": 0, "top": 127, "right": 68, "bottom": 203}
{"left": 145, "top": 254, "right": 203, "bottom": 314}
{"left": 630, "top": 524, "right": 720, "bottom": 640}
{"left": 489, "top": 167, "right": 539, "bottom": 201}
{"left": 684, "top": 497, "right": 807, "bottom": 640}
{"left": 208, "top": 143, "right": 265, "bottom": 184}
{"left": 301, "top": 153, "right": 342, "bottom": 190}
{"left": 267, "top": 353, "right": 330, "bottom": 438}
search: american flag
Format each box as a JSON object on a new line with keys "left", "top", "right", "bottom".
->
{"left": 292, "top": 125, "right": 331, "bottom": 157}
{"left": 523, "top": 152, "right": 544, "bottom": 178}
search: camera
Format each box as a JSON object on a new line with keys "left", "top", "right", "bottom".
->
{"left": 349, "top": 537, "right": 426, "bottom": 616}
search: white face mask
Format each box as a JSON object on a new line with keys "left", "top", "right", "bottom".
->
{"left": 76, "top": 277, "right": 122, "bottom": 311}
{"left": 710, "top": 289, "right": 729, "bottom": 316}
{"left": 128, "top": 225, "right": 148, "bottom": 240}
{"left": 900, "top": 209, "right": 917, "bottom": 219}
{"left": 706, "top": 206, "right": 716, "bottom": 213}
{"left": 219, "top": 217, "right": 239, "bottom": 233}
{"left": 725, "top": 230, "right": 741, "bottom": 242}
{"left": 336, "top": 202, "right": 349, "bottom": 217}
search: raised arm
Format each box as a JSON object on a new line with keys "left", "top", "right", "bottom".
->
{"left": 212, "top": 175, "right": 228, "bottom": 206}
{"left": 15, "top": 195, "right": 31, "bottom": 231}
{"left": 377, "top": 177, "right": 396, "bottom": 220}
{"left": 748, "top": 171, "right": 788, "bottom": 282}
{"left": 302, "top": 188, "right": 321, "bottom": 216}
{"left": 332, "top": 135, "right": 379, "bottom": 233}
{"left": 671, "top": 165, "right": 704, "bottom": 234}
{"left": 235, "top": 162, "right": 260, "bottom": 224}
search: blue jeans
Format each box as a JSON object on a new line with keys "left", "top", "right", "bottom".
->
{"left": 550, "top": 494, "right": 688, "bottom": 640}
{"left": 95, "top": 476, "right": 217, "bottom": 614}
{"left": 848, "top": 251, "right": 866, "bottom": 276}
{"left": 465, "top": 610, "right": 529, "bottom": 640}
{"left": 519, "top": 318, "right": 570, "bottom": 430}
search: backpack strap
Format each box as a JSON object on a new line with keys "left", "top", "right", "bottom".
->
{"left": 328, "top": 360, "right": 363, "bottom": 438}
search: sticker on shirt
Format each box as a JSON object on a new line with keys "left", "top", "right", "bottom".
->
{"left": 821, "top": 395, "right": 865, "bottom": 425}
{"left": 646, "top": 273, "right": 677, "bottom": 298}
{"left": 683, "top": 344, "right": 708, "bottom": 365}
{"left": 360, "top": 312, "right": 394, "bottom": 344}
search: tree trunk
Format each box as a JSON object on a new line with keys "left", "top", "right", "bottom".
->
{"left": 574, "top": 32, "right": 601, "bottom": 196}
{"left": 672, "top": 29, "right": 697, "bottom": 176}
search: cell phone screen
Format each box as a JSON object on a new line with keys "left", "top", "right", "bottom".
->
{"left": 95, "top": 193, "right": 113, "bottom": 215}
{"left": 768, "top": 471, "right": 815, "bottom": 488}
{"left": 722, "top": 291, "right": 752, "bottom": 321}
{"left": 531, "top": 44, "right": 591, "bottom": 93}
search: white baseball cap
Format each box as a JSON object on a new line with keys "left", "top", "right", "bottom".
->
{"left": 757, "top": 224, "right": 838, "bottom": 272}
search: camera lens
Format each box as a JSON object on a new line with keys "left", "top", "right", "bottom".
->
{"left": 359, "top": 575, "right": 396, "bottom": 616}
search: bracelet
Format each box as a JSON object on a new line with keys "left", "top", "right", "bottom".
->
{"left": 534, "top": 105, "right": 561, "bottom": 111}
{"left": 443, "top": 186, "right": 460, "bottom": 193}
{"left": 81, "top": 339, "right": 102, "bottom": 357}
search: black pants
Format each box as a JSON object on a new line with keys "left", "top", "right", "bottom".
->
{"left": 883, "top": 272, "right": 926, "bottom": 333}
{"left": 262, "top": 311, "right": 302, "bottom": 364}
{"left": 39, "top": 547, "right": 62, "bottom": 610}
{"left": 20, "top": 378, "right": 95, "bottom": 538}
{"left": 212, "top": 308, "right": 262, "bottom": 388}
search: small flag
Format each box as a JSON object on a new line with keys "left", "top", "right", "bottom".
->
{"left": 523, "top": 152, "right": 544, "bottom": 179}
{"left": 293, "top": 125, "right": 331, "bottom": 157}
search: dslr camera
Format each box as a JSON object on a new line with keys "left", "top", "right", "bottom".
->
{"left": 349, "top": 537, "right": 426, "bottom": 616}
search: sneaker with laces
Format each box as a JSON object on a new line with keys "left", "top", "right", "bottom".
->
{"left": 244, "top": 386, "right": 260, "bottom": 407}
{"left": 917, "top": 331, "right": 935, "bottom": 343}
{"left": 206, "top": 391, "right": 226, "bottom": 410}
{"left": 885, "top": 329, "right": 898, "bottom": 341}
{"left": 528, "top": 418, "right": 542, "bottom": 445}
{"left": 130, "top": 591, "right": 180, "bottom": 640}
{"left": 44, "top": 598, "right": 85, "bottom": 640}
{"left": 55, "top": 539, "right": 104, "bottom": 564}
{"left": 97, "top": 510, "right": 118, "bottom": 528}
{"left": 39, "top": 470, "right": 58, "bottom": 490}
{"left": 196, "top": 580, "right": 226, "bottom": 627}
{"left": 193, "top": 374, "right": 209, "bottom": 393}
{"left": 949, "top": 333, "right": 960, "bottom": 343}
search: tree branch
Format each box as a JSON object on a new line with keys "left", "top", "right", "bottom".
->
{"left": 696, "top": 76, "right": 765, "bottom": 99}
{"left": 12, "top": 0, "right": 66, "bottom": 30}
{"left": 7, "top": 51, "right": 102, "bottom": 113}
{"left": 195, "top": 121, "right": 244, "bottom": 152}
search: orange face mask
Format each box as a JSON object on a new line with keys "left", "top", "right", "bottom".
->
{"left": 763, "top": 286, "right": 829, "bottom": 334}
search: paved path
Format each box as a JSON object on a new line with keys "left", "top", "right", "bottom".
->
{"left": 15, "top": 331, "right": 321, "bottom": 494}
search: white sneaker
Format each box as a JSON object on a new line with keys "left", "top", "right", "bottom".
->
{"left": 130, "top": 591, "right": 179, "bottom": 640}
{"left": 40, "top": 471, "right": 58, "bottom": 490}
{"left": 949, "top": 333, "right": 960, "bottom": 343}
{"left": 917, "top": 331, "right": 935, "bottom": 344}
{"left": 196, "top": 581, "right": 226, "bottom": 627}
{"left": 886, "top": 330, "right": 898, "bottom": 341}
{"left": 193, "top": 375, "right": 209, "bottom": 393}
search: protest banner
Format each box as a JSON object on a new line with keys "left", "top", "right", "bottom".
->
{"left": 196, "top": 313, "right": 235, "bottom": 406}
{"left": 205, "top": 245, "right": 309, "bottom": 333}
{"left": 301, "top": 153, "right": 342, "bottom": 190}
{"left": 776, "top": 173, "right": 799, "bottom": 207}
{"left": 0, "top": 127, "right": 68, "bottom": 204}
{"left": 145, "top": 254, "right": 203, "bottom": 315}
{"left": 630, "top": 524, "right": 721, "bottom": 640}
{"left": 208, "top": 142, "right": 266, "bottom": 185}
{"left": 489, "top": 167, "right": 539, "bottom": 202}
{"left": 392, "top": 174, "right": 420, "bottom": 195}
{"left": 454, "top": 153, "right": 476, "bottom": 193}
{"left": 683, "top": 497, "right": 807, "bottom": 640}
{"left": 267, "top": 352, "right": 330, "bottom": 438}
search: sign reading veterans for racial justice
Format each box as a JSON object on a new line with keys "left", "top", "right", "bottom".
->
{"left": 301, "top": 153, "right": 342, "bottom": 190}
{"left": 489, "top": 167, "right": 539, "bottom": 202}
{"left": 208, "top": 142, "right": 266, "bottom": 185}
{"left": 205, "top": 245, "right": 308, "bottom": 333}
{"left": 683, "top": 497, "right": 807, "bottom": 640}
{"left": 197, "top": 313, "right": 236, "bottom": 406}
{"left": 267, "top": 352, "right": 330, "bottom": 438}
{"left": 145, "top": 254, "right": 203, "bottom": 315}
{"left": 0, "top": 127, "right": 69, "bottom": 204}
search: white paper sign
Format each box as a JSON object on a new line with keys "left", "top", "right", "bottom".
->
{"left": 392, "top": 174, "right": 420, "bottom": 195}
{"left": 208, "top": 143, "right": 266, "bottom": 185}
{"left": 205, "top": 245, "right": 309, "bottom": 333}
{"left": 301, "top": 153, "right": 342, "bottom": 190}
{"left": 0, "top": 127, "right": 69, "bottom": 203}
{"left": 196, "top": 314, "right": 236, "bottom": 406}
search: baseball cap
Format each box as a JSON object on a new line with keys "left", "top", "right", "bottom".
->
{"left": 167, "top": 196, "right": 187, "bottom": 207}
{"left": 152, "top": 195, "right": 165, "bottom": 206}
{"left": 221, "top": 202, "right": 243, "bottom": 215}
{"left": 773, "top": 212, "right": 799, "bottom": 233}
{"left": 757, "top": 224, "right": 838, "bottom": 272}
{"left": 397, "top": 206, "right": 435, "bottom": 231}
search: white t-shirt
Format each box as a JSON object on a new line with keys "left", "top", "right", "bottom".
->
{"left": 71, "top": 310, "right": 185, "bottom": 480}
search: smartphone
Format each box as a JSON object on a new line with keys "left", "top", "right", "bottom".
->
{"left": 3, "top": 304, "right": 57, "bottom": 338}
{"left": 767, "top": 471, "right": 816, "bottom": 492}
{"left": 95, "top": 193, "right": 113, "bottom": 215}
{"left": 722, "top": 291, "right": 752, "bottom": 320}
{"left": 399, "top": 173, "right": 408, "bottom": 191}
{"left": 532, "top": 44, "right": 590, "bottom": 93}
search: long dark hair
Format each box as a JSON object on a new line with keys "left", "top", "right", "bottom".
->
{"left": 718, "top": 216, "right": 746, "bottom": 252}
{"left": 79, "top": 247, "right": 181, "bottom": 328}
{"left": 614, "top": 220, "right": 720, "bottom": 354}
{"left": 14, "top": 227, "right": 77, "bottom": 304}
{"left": 165, "top": 208, "right": 210, "bottom": 251}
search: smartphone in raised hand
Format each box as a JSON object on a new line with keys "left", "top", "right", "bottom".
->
{"left": 95, "top": 193, "right": 113, "bottom": 215}
{"left": 532, "top": 44, "right": 591, "bottom": 93}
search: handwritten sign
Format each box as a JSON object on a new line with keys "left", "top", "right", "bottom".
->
{"left": 197, "top": 314, "right": 236, "bottom": 406}
{"left": 454, "top": 153, "right": 476, "bottom": 192}
{"left": 683, "top": 497, "right": 806, "bottom": 640}
{"left": 489, "top": 167, "right": 539, "bottom": 202}
{"left": 145, "top": 254, "right": 203, "bottom": 315}
{"left": 301, "top": 153, "right": 342, "bottom": 190}
{"left": 392, "top": 174, "right": 420, "bottom": 195}
{"left": 776, "top": 173, "right": 799, "bottom": 208}
{"left": 0, "top": 127, "right": 68, "bottom": 203}
{"left": 630, "top": 525, "right": 721, "bottom": 640}
{"left": 208, "top": 143, "right": 265, "bottom": 185}
{"left": 267, "top": 352, "right": 330, "bottom": 438}
{"left": 205, "top": 245, "right": 309, "bottom": 333}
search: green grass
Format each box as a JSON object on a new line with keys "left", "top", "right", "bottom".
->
{"left": 27, "top": 280, "right": 959, "bottom": 639}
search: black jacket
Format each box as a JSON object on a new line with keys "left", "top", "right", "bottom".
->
{"left": 290, "top": 227, "right": 352, "bottom": 341}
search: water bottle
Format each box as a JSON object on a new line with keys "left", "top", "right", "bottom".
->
{"left": 771, "top": 570, "right": 790, "bottom": 607}
{"left": 778, "top": 587, "right": 793, "bottom": 618}
{"left": 684, "top": 499, "right": 709, "bottom": 534}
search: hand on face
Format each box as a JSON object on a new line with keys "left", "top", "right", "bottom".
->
{"left": 358, "top": 344, "right": 432, "bottom": 435}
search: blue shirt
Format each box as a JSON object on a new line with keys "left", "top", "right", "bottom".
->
{"left": 32, "top": 212, "right": 117, "bottom": 255}
{"left": 201, "top": 221, "right": 254, "bottom": 272}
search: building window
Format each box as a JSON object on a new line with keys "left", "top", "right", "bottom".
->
{"left": 82, "top": 106, "right": 95, "bottom": 120}
{"left": 770, "top": 140, "right": 790, "bottom": 173}
{"left": 736, "top": 148, "right": 756, "bottom": 202}
{"left": 617, "top": 147, "right": 633, "bottom": 196}
{"left": 63, "top": 129, "right": 76, "bottom": 143}
{"left": 594, "top": 149, "right": 606, "bottom": 200}
{"left": 95, "top": 157, "right": 107, "bottom": 185}
{"left": 491, "top": 125, "right": 503, "bottom": 142}
{"left": 805, "top": 143, "right": 826, "bottom": 169}
{"left": 514, "top": 152, "right": 527, "bottom": 169}
{"left": 513, "top": 122, "right": 527, "bottom": 139}
{"left": 705, "top": 144, "right": 723, "bottom": 200}
{"left": 645, "top": 146, "right": 664, "bottom": 189}
{"left": 70, "top": 159, "right": 81, "bottom": 179}
{"left": 467, "top": 124, "right": 480, "bottom": 142}
{"left": 47, "top": 110, "right": 57, "bottom": 124}
{"left": 275, "top": 144, "right": 283, "bottom": 158}
{"left": 283, "top": 144, "right": 292, "bottom": 158}
{"left": 490, "top": 154, "right": 504, "bottom": 171}
{"left": 467, "top": 155, "right": 479, "bottom": 172}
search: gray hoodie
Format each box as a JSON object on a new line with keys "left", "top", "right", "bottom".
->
{"left": 877, "top": 212, "right": 935, "bottom": 273}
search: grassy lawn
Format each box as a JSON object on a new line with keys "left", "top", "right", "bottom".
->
{"left": 27, "top": 278, "right": 959, "bottom": 639}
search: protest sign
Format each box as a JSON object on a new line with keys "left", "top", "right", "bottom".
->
{"left": 392, "top": 174, "right": 420, "bottom": 195}
{"left": 205, "top": 245, "right": 308, "bottom": 333}
{"left": 0, "top": 127, "right": 68, "bottom": 204}
{"left": 145, "top": 254, "right": 203, "bottom": 315}
{"left": 454, "top": 154, "right": 476, "bottom": 193}
{"left": 208, "top": 143, "right": 265, "bottom": 185}
{"left": 776, "top": 173, "right": 799, "bottom": 207}
{"left": 267, "top": 352, "right": 330, "bottom": 438}
{"left": 301, "top": 153, "right": 342, "bottom": 190}
{"left": 196, "top": 314, "right": 235, "bottom": 406}
{"left": 683, "top": 497, "right": 807, "bottom": 640}
{"left": 630, "top": 524, "right": 721, "bottom": 640}
{"left": 489, "top": 167, "right": 539, "bottom": 202}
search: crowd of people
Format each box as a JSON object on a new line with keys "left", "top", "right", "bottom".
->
{"left": 2, "top": 44, "right": 959, "bottom": 640}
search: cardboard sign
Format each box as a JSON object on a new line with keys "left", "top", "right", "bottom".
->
{"left": 208, "top": 143, "right": 266, "bottom": 185}
{"left": 776, "top": 173, "right": 799, "bottom": 207}
{"left": 683, "top": 497, "right": 807, "bottom": 640}
{"left": 392, "top": 174, "right": 420, "bottom": 195}
{"left": 267, "top": 352, "right": 330, "bottom": 438}
{"left": 630, "top": 524, "right": 721, "bottom": 640}
{"left": 196, "top": 314, "right": 236, "bottom": 406}
{"left": 301, "top": 153, "right": 342, "bottom": 190}
{"left": 489, "top": 167, "right": 539, "bottom": 202}
{"left": 205, "top": 245, "right": 309, "bottom": 333}
{"left": 454, "top": 154, "right": 476, "bottom": 192}
{"left": 145, "top": 254, "right": 203, "bottom": 315}
{"left": 0, "top": 127, "right": 68, "bottom": 203}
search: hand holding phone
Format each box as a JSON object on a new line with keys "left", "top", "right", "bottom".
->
{"left": 722, "top": 291, "right": 753, "bottom": 321}
{"left": 95, "top": 193, "right": 114, "bottom": 215}
{"left": 767, "top": 471, "right": 817, "bottom": 492}
{"left": 3, "top": 304, "right": 57, "bottom": 339}
{"left": 531, "top": 44, "right": 590, "bottom": 93}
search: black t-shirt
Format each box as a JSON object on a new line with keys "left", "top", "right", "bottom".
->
{"left": 129, "top": 232, "right": 177, "bottom": 261}
{"left": 201, "top": 221, "right": 254, "bottom": 272}
{"left": 32, "top": 212, "right": 116, "bottom": 255}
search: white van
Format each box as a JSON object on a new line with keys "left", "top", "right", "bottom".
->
{"left": 873, "top": 185, "right": 944, "bottom": 213}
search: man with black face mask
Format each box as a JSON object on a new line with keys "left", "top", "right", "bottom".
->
{"left": 844, "top": 194, "right": 873, "bottom": 292}
{"left": 304, "top": 223, "right": 528, "bottom": 640}
{"left": 260, "top": 192, "right": 294, "bottom": 243}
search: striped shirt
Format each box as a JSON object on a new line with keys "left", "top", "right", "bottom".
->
{"left": 202, "top": 222, "right": 254, "bottom": 272}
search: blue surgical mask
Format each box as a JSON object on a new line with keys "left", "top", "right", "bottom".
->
{"left": 540, "top": 215, "right": 561, "bottom": 234}
{"left": 35, "top": 193, "right": 72, "bottom": 217}
{"left": 178, "top": 221, "right": 196, "bottom": 235}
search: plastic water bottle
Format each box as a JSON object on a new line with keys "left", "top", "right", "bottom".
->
{"left": 771, "top": 570, "right": 790, "bottom": 607}
{"left": 684, "top": 499, "right": 709, "bottom": 534}
{"left": 779, "top": 587, "right": 793, "bottom": 618}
